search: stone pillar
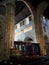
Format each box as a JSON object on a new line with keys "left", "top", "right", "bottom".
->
{"left": 33, "top": 1, "right": 49, "bottom": 55}
{"left": 34, "top": 8, "right": 46, "bottom": 55}
{"left": 4, "top": 3, "right": 15, "bottom": 59}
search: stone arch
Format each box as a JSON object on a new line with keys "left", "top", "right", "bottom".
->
{"left": 16, "top": 0, "right": 35, "bottom": 18}
{"left": 24, "top": 37, "right": 33, "bottom": 41}
{"left": 37, "top": 1, "right": 49, "bottom": 21}
{"left": 0, "top": 4, "right": 6, "bottom": 16}
{"left": 0, "top": 3, "right": 6, "bottom": 7}
{"left": 15, "top": 0, "right": 36, "bottom": 40}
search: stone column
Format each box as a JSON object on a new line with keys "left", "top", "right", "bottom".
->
{"left": 4, "top": 3, "right": 15, "bottom": 59}
{"left": 34, "top": 8, "right": 46, "bottom": 55}
{"left": 34, "top": 1, "right": 48, "bottom": 55}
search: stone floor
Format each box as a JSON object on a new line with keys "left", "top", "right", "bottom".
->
{"left": 0, "top": 55, "right": 49, "bottom": 65}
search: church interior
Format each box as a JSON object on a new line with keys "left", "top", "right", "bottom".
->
{"left": 0, "top": 0, "right": 49, "bottom": 65}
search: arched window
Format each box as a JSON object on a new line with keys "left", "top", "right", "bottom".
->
{"left": 0, "top": 5, "right": 6, "bottom": 15}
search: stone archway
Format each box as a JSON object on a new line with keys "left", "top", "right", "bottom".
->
{"left": 15, "top": 0, "right": 36, "bottom": 42}
{"left": 15, "top": 0, "right": 49, "bottom": 55}
{"left": 24, "top": 37, "right": 33, "bottom": 41}
{"left": 17, "top": 0, "right": 34, "bottom": 14}
{"left": 16, "top": 0, "right": 48, "bottom": 55}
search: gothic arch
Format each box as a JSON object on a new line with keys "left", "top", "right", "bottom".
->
{"left": 37, "top": 1, "right": 49, "bottom": 20}
{"left": 15, "top": 0, "right": 36, "bottom": 42}
{"left": 16, "top": 0, "right": 35, "bottom": 18}
{"left": 24, "top": 37, "right": 33, "bottom": 41}
{"left": 0, "top": 4, "right": 6, "bottom": 16}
